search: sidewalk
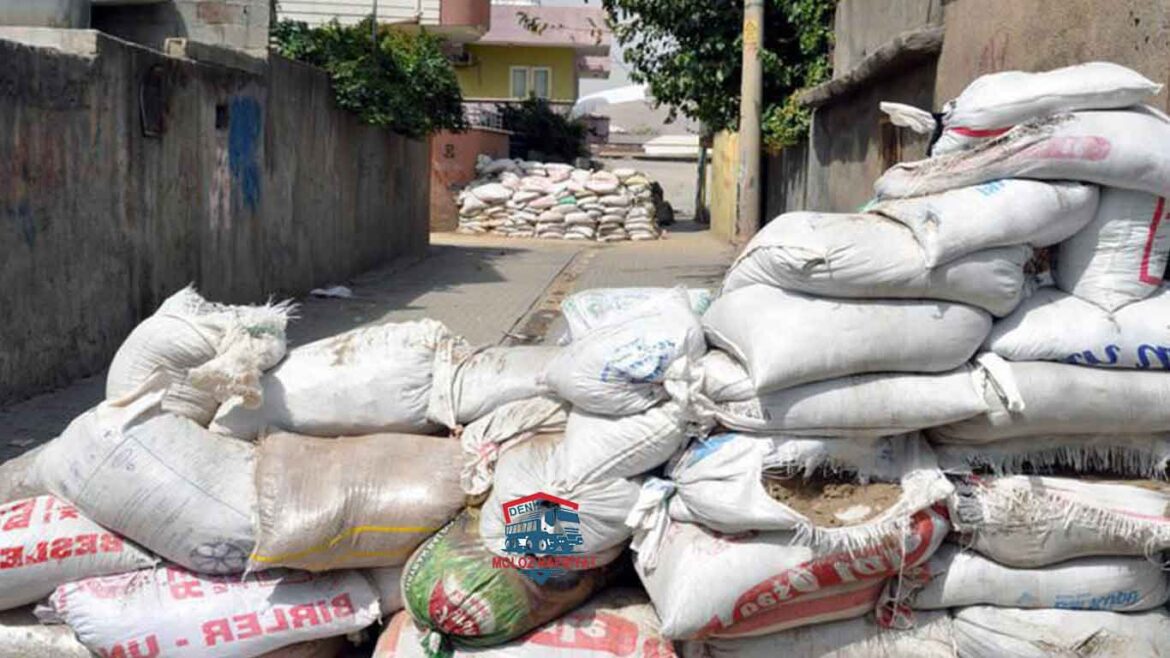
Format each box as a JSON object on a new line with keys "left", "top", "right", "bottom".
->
{"left": 0, "top": 226, "right": 733, "bottom": 462}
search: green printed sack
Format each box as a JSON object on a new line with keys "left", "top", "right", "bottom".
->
{"left": 402, "top": 508, "right": 609, "bottom": 657}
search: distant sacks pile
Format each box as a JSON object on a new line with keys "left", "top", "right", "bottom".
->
{"left": 456, "top": 158, "right": 662, "bottom": 241}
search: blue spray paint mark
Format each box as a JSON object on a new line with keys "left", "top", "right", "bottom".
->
{"left": 9, "top": 200, "right": 34, "bottom": 248}
{"left": 228, "top": 96, "right": 262, "bottom": 212}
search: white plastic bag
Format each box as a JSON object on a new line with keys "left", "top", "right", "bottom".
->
{"left": 546, "top": 289, "right": 706, "bottom": 415}
{"left": 37, "top": 381, "right": 257, "bottom": 574}
{"left": 721, "top": 212, "right": 1029, "bottom": 316}
{"left": 681, "top": 610, "right": 955, "bottom": 658}
{"left": 1056, "top": 188, "right": 1170, "bottom": 311}
{"left": 903, "top": 544, "right": 1169, "bottom": 611}
{"left": 107, "top": 286, "right": 292, "bottom": 426}
{"left": 934, "top": 62, "right": 1162, "bottom": 154}
{"left": 47, "top": 566, "right": 380, "bottom": 658}
{"left": 871, "top": 180, "right": 1098, "bottom": 267}
{"left": 704, "top": 285, "right": 991, "bottom": 393}
{"left": 551, "top": 402, "right": 690, "bottom": 489}
{"left": 375, "top": 588, "right": 674, "bottom": 658}
{"left": 931, "top": 360, "right": 1170, "bottom": 443}
{"left": 212, "top": 320, "right": 465, "bottom": 438}
{"left": 876, "top": 108, "right": 1170, "bottom": 200}
{"left": 0, "top": 496, "right": 155, "bottom": 612}
{"left": 947, "top": 475, "right": 1170, "bottom": 567}
{"left": 479, "top": 434, "right": 639, "bottom": 566}
{"left": 706, "top": 365, "right": 989, "bottom": 438}
{"left": 560, "top": 288, "right": 713, "bottom": 340}
{"left": 634, "top": 509, "right": 949, "bottom": 639}
{"left": 953, "top": 606, "right": 1170, "bottom": 658}
{"left": 987, "top": 286, "right": 1170, "bottom": 365}
{"left": 427, "top": 345, "right": 559, "bottom": 427}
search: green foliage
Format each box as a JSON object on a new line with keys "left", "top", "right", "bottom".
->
{"left": 598, "top": 0, "right": 834, "bottom": 148}
{"left": 500, "top": 97, "right": 589, "bottom": 163}
{"left": 271, "top": 17, "right": 466, "bottom": 138}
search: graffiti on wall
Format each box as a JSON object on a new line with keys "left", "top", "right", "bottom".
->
{"left": 228, "top": 96, "right": 262, "bottom": 213}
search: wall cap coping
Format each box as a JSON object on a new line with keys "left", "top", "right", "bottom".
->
{"left": 799, "top": 25, "right": 944, "bottom": 108}
{"left": 164, "top": 37, "right": 267, "bottom": 76}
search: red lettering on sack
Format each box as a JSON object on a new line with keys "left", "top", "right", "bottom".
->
{"left": 100, "top": 635, "right": 161, "bottom": 658}
{"left": 331, "top": 593, "right": 355, "bottom": 619}
{"left": 23, "top": 542, "right": 48, "bottom": 566}
{"left": 49, "top": 537, "right": 73, "bottom": 561}
{"left": 527, "top": 612, "right": 640, "bottom": 655}
{"left": 168, "top": 572, "right": 205, "bottom": 600}
{"left": 202, "top": 619, "right": 234, "bottom": 646}
{"left": 1021, "top": 135, "right": 1111, "bottom": 161}
{"left": 317, "top": 601, "right": 333, "bottom": 624}
{"left": 265, "top": 608, "right": 291, "bottom": 634}
{"left": 100, "top": 534, "right": 124, "bottom": 553}
{"left": 2, "top": 500, "right": 34, "bottom": 532}
{"left": 289, "top": 604, "right": 320, "bottom": 629}
{"left": 57, "top": 504, "right": 80, "bottom": 521}
{"left": 233, "top": 613, "right": 263, "bottom": 641}
{"left": 74, "top": 533, "right": 97, "bottom": 557}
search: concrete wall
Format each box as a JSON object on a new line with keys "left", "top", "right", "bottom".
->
{"left": 457, "top": 44, "right": 578, "bottom": 102}
{"left": 92, "top": 0, "right": 269, "bottom": 56}
{"left": 762, "top": 140, "right": 809, "bottom": 222}
{"left": 0, "top": 31, "right": 429, "bottom": 403}
{"left": 935, "top": 0, "right": 1170, "bottom": 111}
{"left": 430, "top": 127, "right": 510, "bottom": 231}
{"left": 832, "top": 0, "right": 942, "bottom": 73}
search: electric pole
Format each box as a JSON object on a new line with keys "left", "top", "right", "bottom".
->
{"left": 736, "top": 0, "right": 764, "bottom": 243}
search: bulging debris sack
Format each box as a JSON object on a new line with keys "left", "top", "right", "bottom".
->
{"left": 368, "top": 566, "right": 404, "bottom": 616}
{"left": 680, "top": 610, "right": 955, "bottom": 658}
{"left": 1055, "top": 187, "right": 1170, "bottom": 312}
{"left": 931, "top": 360, "right": 1170, "bottom": 443}
{"left": 703, "top": 362, "right": 989, "bottom": 438}
{"left": 377, "top": 588, "right": 674, "bottom": 658}
{"left": 480, "top": 434, "right": 640, "bottom": 565}
{"left": 107, "top": 286, "right": 292, "bottom": 426}
{"left": 37, "top": 381, "right": 257, "bottom": 574}
{"left": 213, "top": 320, "right": 466, "bottom": 438}
{"left": 251, "top": 432, "right": 465, "bottom": 572}
{"left": 721, "top": 212, "right": 1029, "bottom": 316}
{"left": 401, "top": 509, "right": 611, "bottom": 653}
{"left": 551, "top": 401, "right": 691, "bottom": 489}
{"left": 876, "top": 108, "right": 1170, "bottom": 200}
{"left": 870, "top": 180, "right": 1098, "bottom": 267}
{"left": 426, "top": 345, "right": 559, "bottom": 428}
{"left": 953, "top": 606, "right": 1170, "bottom": 658}
{"left": 704, "top": 285, "right": 990, "bottom": 393}
{"left": 947, "top": 474, "right": 1170, "bottom": 568}
{"left": 633, "top": 508, "right": 949, "bottom": 639}
{"left": 47, "top": 566, "right": 380, "bottom": 658}
{"left": 629, "top": 434, "right": 952, "bottom": 552}
{"left": 0, "top": 496, "right": 155, "bottom": 612}
{"left": 546, "top": 288, "right": 706, "bottom": 415}
{"left": 459, "top": 396, "right": 568, "bottom": 497}
{"left": 0, "top": 445, "right": 47, "bottom": 504}
{"left": 932, "top": 62, "right": 1162, "bottom": 154}
{"left": 561, "top": 288, "right": 714, "bottom": 341}
{"left": 987, "top": 286, "right": 1170, "bottom": 365}
{"left": 697, "top": 350, "right": 757, "bottom": 403}
{"left": 898, "top": 543, "right": 1170, "bottom": 611}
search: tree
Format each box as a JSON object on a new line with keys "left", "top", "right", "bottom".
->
{"left": 598, "top": 0, "right": 833, "bottom": 150}
{"left": 500, "top": 97, "right": 589, "bottom": 163}
{"left": 271, "top": 18, "right": 467, "bottom": 138}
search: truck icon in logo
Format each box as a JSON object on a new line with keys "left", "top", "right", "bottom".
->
{"left": 497, "top": 492, "right": 589, "bottom": 583}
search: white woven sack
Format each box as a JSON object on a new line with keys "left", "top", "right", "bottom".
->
{"left": 107, "top": 286, "right": 292, "bottom": 426}
{"left": 876, "top": 108, "right": 1170, "bottom": 200}
{"left": 212, "top": 320, "right": 464, "bottom": 438}
{"left": 871, "top": 180, "right": 1098, "bottom": 267}
{"left": 426, "top": 345, "right": 558, "bottom": 427}
{"left": 987, "top": 286, "right": 1170, "bottom": 366}
{"left": 680, "top": 611, "right": 955, "bottom": 658}
{"left": 550, "top": 401, "right": 691, "bottom": 489}
{"left": 902, "top": 544, "right": 1169, "bottom": 611}
{"left": 38, "top": 379, "right": 257, "bottom": 575}
{"left": 947, "top": 474, "right": 1170, "bottom": 568}
{"left": 0, "top": 445, "right": 46, "bottom": 504}
{"left": 561, "top": 287, "right": 713, "bottom": 341}
{"left": 0, "top": 496, "right": 155, "bottom": 611}
{"left": 47, "top": 567, "right": 380, "bottom": 658}
{"left": 931, "top": 359, "right": 1170, "bottom": 443}
{"left": 704, "top": 285, "right": 991, "bottom": 393}
{"left": 1056, "top": 187, "right": 1170, "bottom": 311}
{"left": 722, "top": 212, "right": 1028, "bottom": 315}
{"left": 953, "top": 606, "right": 1170, "bottom": 658}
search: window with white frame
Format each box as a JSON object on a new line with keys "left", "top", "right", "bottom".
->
{"left": 509, "top": 66, "right": 552, "bottom": 99}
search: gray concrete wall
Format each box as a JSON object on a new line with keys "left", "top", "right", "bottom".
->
{"left": 92, "top": 0, "right": 268, "bottom": 56}
{"left": 935, "top": 0, "right": 1170, "bottom": 111}
{"left": 831, "top": 0, "right": 942, "bottom": 74}
{"left": 762, "top": 141, "right": 809, "bottom": 222}
{"left": 0, "top": 31, "right": 429, "bottom": 404}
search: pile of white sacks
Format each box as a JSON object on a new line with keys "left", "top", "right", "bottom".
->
{"left": 6, "top": 61, "right": 1170, "bottom": 658}
{"left": 456, "top": 156, "right": 661, "bottom": 241}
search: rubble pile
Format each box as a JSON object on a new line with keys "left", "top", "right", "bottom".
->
{"left": 3, "top": 62, "right": 1170, "bottom": 658}
{"left": 456, "top": 157, "right": 662, "bottom": 241}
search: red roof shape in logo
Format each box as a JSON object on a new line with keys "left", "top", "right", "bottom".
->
{"left": 502, "top": 492, "right": 579, "bottom": 523}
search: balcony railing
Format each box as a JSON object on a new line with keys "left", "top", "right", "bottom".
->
{"left": 461, "top": 99, "right": 574, "bottom": 131}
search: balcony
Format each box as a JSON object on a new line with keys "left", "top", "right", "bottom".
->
{"left": 277, "top": 0, "right": 489, "bottom": 42}
{"left": 462, "top": 99, "right": 573, "bottom": 131}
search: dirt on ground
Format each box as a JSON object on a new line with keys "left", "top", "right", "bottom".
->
{"left": 762, "top": 471, "right": 902, "bottom": 528}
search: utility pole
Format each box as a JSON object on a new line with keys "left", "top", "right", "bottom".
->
{"left": 736, "top": 0, "right": 764, "bottom": 243}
